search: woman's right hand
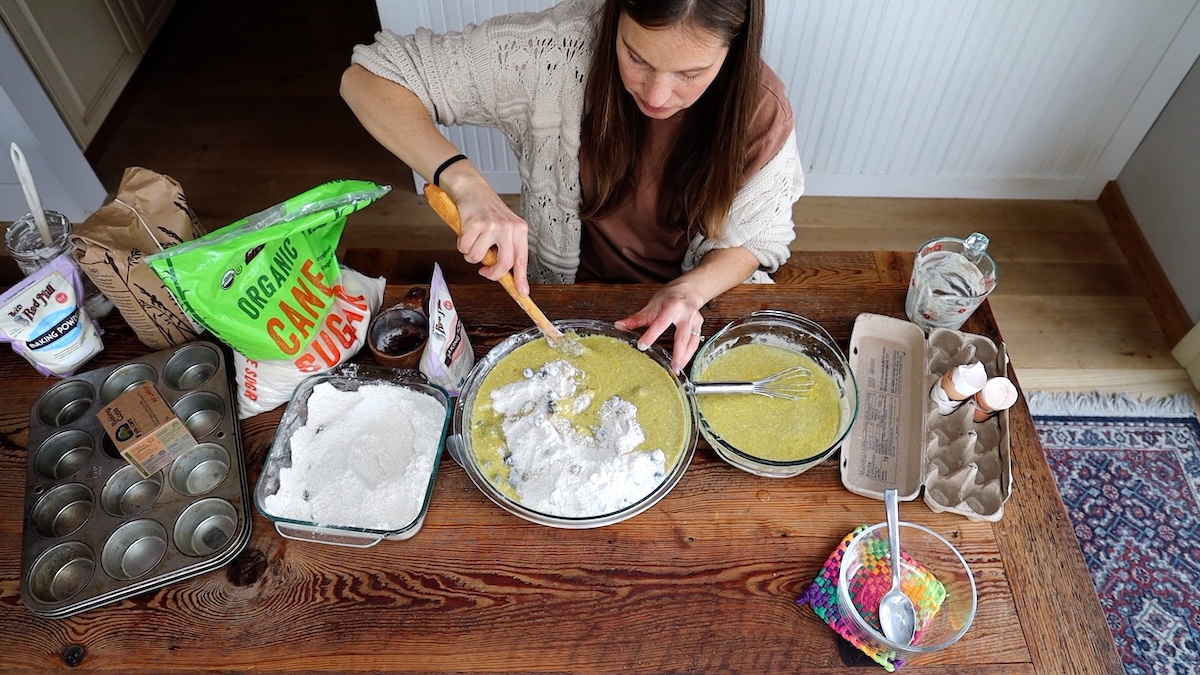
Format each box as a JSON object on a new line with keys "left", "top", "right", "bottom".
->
{"left": 440, "top": 165, "right": 531, "bottom": 296}
{"left": 339, "top": 66, "right": 531, "bottom": 295}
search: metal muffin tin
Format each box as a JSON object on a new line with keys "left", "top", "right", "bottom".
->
{"left": 19, "top": 341, "right": 251, "bottom": 619}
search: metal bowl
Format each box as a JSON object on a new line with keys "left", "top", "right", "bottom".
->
{"left": 449, "top": 319, "right": 698, "bottom": 529}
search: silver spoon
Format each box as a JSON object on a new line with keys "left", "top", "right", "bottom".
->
{"left": 879, "top": 488, "right": 917, "bottom": 645}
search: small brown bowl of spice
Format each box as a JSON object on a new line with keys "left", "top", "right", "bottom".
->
{"left": 367, "top": 286, "right": 428, "bottom": 370}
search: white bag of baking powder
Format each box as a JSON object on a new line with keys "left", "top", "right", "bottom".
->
{"left": 419, "top": 263, "right": 474, "bottom": 396}
{"left": 0, "top": 254, "right": 104, "bottom": 377}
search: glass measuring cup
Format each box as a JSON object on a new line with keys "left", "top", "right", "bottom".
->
{"left": 904, "top": 233, "right": 997, "bottom": 332}
{"left": 5, "top": 211, "right": 114, "bottom": 318}
{"left": 5, "top": 210, "right": 72, "bottom": 276}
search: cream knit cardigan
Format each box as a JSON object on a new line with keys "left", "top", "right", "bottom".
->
{"left": 352, "top": 0, "right": 803, "bottom": 284}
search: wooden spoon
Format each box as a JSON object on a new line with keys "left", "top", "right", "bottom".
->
{"left": 423, "top": 184, "right": 567, "bottom": 344}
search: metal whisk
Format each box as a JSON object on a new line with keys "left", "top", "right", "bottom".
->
{"left": 686, "top": 365, "right": 816, "bottom": 401}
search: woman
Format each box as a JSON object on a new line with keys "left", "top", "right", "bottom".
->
{"left": 341, "top": 0, "right": 803, "bottom": 372}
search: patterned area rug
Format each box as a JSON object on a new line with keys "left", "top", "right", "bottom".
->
{"left": 1028, "top": 391, "right": 1200, "bottom": 675}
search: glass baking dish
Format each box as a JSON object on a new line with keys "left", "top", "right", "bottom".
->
{"left": 254, "top": 363, "right": 451, "bottom": 547}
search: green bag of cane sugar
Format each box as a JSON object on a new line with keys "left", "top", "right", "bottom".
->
{"left": 146, "top": 179, "right": 389, "bottom": 361}
{"left": 147, "top": 180, "right": 390, "bottom": 419}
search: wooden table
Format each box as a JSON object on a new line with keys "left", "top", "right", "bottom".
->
{"left": 0, "top": 251, "right": 1121, "bottom": 673}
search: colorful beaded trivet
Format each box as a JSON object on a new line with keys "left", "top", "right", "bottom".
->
{"left": 798, "top": 526, "right": 947, "bottom": 672}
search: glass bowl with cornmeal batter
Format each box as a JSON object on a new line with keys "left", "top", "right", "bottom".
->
{"left": 449, "top": 320, "right": 698, "bottom": 529}
{"left": 689, "top": 310, "right": 859, "bottom": 478}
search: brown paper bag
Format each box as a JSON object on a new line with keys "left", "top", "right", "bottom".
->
{"left": 71, "top": 167, "right": 205, "bottom": 349}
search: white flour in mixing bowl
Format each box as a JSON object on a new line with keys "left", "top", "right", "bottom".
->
{"left": 264, "top": 381, "right": 445, "bottom": 529}
{"left": 490, "top": 360, "right": 667, "bottom": 517}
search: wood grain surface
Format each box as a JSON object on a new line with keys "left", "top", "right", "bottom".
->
{"left": 0, "top": 252, "right": 1121, "bottom": 673}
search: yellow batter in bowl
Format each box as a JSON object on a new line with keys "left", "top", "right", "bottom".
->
{"left": 451, "top": 320, "right": 698, "bottom": 527}
{"left": 694, "top": 342, "right": 841, "bottom": 462}
{"left": 689, "top": 310, "right": 859, "bottom": 478}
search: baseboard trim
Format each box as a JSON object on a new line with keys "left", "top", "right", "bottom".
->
{"left": 1172, "top": 323, "right": 1200, "bottom": 391}
{"left": 804, "top": 174, "right": 1091, "bottom": 199}
{"left": 1098, "top": 180, "right": 1194, "bottom": 346}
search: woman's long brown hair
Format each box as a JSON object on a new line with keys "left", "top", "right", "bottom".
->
{"left": 580, "top": 0, "right": 764, "bottom": 239}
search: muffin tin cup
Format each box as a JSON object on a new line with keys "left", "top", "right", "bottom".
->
{"left": 100, "top": 466, "right": 164, "bottom": 517}
{"left": 174, "top": 499, "right": 239, "bottom": 557}
{"left": 31, "top": 483, "right": 95, "bottom": 539}
{"left": 19, "top": 341, "right": 252, "bottom": 619}
{"left": 36, "top": 380, "right": 96, "bottom": 427}
{"left": 169, "top": 444, "right": 231, "bottom": 497}
{"left": 163, "top": 344, "right": 221, "bottom": 390}
{"left": 34, "top": 429, "right": 96, "bottom": 480}
{"left": 28, "top": 541, "right": 96, "bottom": 605}
{"left": 102, "top": 519, "right": 169, "bottom": 580}
{"left": 100, "top": 363, "right": 158, "bottom": 404}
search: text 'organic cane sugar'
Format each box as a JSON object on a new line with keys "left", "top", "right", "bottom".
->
{"left": 263, "top": 381, "right": 445, "bottom": 530}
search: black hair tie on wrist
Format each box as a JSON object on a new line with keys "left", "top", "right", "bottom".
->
{"left": 432, "top": 153, "right": 468, "bottom": 187}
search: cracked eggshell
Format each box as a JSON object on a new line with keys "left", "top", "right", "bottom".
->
{"left": 841, "top": 313, "right": 1013, "bottom": 522}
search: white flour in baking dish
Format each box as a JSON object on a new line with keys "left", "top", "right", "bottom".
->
{"left": 491, "top": 360, "right": 667, "bottom": 517}
{"left": 264, "top": 382, "right": 444, "bottom": 529}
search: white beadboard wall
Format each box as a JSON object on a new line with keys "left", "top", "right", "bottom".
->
{"left": 376, "top": 0, "right": 552, "bottom": 194}
{"left": 375, "top": 0, "right": 1200, "bottom": 199}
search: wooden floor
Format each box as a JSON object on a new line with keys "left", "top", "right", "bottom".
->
{"left": 76, "top": 0, "right": 1196, "bottom": 402}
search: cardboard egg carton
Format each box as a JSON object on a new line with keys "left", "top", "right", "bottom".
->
{"left": 840, "top": 313, "right": 1013, "bottom": 521}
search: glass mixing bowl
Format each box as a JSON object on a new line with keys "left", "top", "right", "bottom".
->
{"left": 837, "top": 521, "right": 978, "bottom": 660}
{"left": 449, "top": 319, "right": 698, "bottom": 529}
{"left": 689, "top": 310, "right": 859, "bottom": 477}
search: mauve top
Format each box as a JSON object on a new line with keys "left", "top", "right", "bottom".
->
{"left": 576, "top": 64, "right": 794, "bottom": 283}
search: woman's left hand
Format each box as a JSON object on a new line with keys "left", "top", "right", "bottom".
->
{"left": 615, "top": 284, "right": 706, "bottom": 375}
{"left": 615, "top": 247, "right": 762, "bottom": 374}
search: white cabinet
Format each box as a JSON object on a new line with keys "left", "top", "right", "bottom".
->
{"left": 117, "top": 0, "right": 174, "bottom": 52}
{"left": 0, "top": 0, "right": 174, "bottom": 148}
